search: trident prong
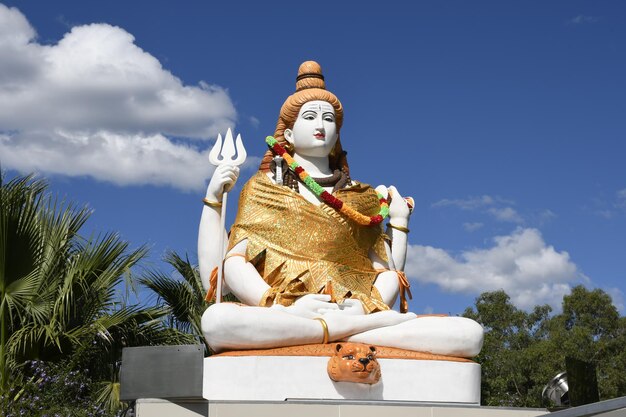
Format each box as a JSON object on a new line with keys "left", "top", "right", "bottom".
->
{"left": 207, "top": 128, "right": 247, "bottom": 304}
{"left": 209, "top": 128, "right": 246, "bottom": 166}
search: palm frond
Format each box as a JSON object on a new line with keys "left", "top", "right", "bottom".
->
{"left": 164, "top": 251, "right": 205, "bottom": 296}
{"left": 1, "top": 269, "right": 43, "bottom": 327}
{"left": 94, "top": 380, "right": 122, "bottom": 412}
{"left": 139, "top": 251, "right": 209, "bottom": 352}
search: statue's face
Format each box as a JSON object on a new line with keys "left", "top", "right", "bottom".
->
{"left": 285, "top": 100, "right": 338, "bottom": 158}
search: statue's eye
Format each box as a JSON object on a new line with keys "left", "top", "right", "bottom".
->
{"left": 367, "top": 355, "right": 373, "bottom": 360}
{"left": 343, "top": 355, "right": 354, "bottom": 360}
{"left": 301, "top": 111, "right": 316, "bottom": 120}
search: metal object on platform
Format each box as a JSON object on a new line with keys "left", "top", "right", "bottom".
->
{"left": 543, "top": 372, "right": 570, "bottom": 408}
{"left": 565, "top": 357, "right": 599, "bottom": 407}
{"left": 120, "top": 345, "right": 204, "bottom": 401}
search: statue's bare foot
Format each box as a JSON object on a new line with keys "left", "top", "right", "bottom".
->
{"left": 322, "top": 310, "right": 416, "bottom": 342}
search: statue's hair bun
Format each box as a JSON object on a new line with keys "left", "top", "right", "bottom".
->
{"left": 296, "top": 61, "right": 326, "bottom": 91}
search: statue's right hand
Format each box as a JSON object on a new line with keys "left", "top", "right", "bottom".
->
{"left": 206, "top": 165, "right": 240, "bottom": 201}
{"left": 271, "top": 294, "right": 339, "bottom": 319}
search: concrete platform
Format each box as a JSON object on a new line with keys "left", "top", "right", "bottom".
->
{"left": 203, "top": 355, "right": 481, "bottom": 403}
{"left": 134, "top": 398, "right": 626, "bottom": 417}
{"left": 135, "top": 398, "right": 548, "bottom": 417}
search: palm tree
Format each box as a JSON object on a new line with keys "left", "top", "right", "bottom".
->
{"left": 0, "top": 173, "right": 93, "bottom": 390}
{"left": 75, "top": 304, "right": 195, "bottom": 412}
{"left": 140, "top": 251, "right": 215, "bottom": 354}
{"left": 0, "top": 172, "right": 192, "bottom": 411}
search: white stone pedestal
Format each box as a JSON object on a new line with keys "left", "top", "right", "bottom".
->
{"left": 202, "top": 356, "right": 481, "bottom": 403}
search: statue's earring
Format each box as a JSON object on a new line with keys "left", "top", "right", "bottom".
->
{"left": 283, "top": 129, "right": 295, "bottom": 153}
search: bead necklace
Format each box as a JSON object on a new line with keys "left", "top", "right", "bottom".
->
{"left": 266, "top": 136, "right": 389, "bottom": 226}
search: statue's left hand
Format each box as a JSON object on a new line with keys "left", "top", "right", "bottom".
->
{"left": 376, "top": 185, "right": 411, "bottom": 222}
{"left": 388, "top": 186, "right": 411, "bottom": 221}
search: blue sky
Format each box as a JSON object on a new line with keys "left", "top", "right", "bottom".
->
{"left": 1, "top": 1, "right": 624, "bottom": 314}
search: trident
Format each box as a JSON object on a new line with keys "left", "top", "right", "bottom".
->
{"left": 208, "top": 128, "right": 247, "bottom": 303}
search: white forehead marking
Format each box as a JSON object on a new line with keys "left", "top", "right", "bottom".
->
{"left": 301, "top": 101, "right": 335, "bottom": 114}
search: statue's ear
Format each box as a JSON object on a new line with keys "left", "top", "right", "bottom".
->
{"left": 284, "top": 129, "right": 294, "bottom": 144}
{"left": 369, "top": 346, "right": 376, "bottom": 353}
{"left": 335, "top": 343, "right": 343, "bottom": 352}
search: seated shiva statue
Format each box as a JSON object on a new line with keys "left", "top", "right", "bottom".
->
{"left": 198, "top": 61, "right": 483, "bottom": 357}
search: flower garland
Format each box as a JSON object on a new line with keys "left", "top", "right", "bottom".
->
{"left": 266, "top": 136, "right": 389, "bottom": 226}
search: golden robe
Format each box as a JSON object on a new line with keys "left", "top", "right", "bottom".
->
{"left": 228, "top": 172, "right": 390, "bottom": 313}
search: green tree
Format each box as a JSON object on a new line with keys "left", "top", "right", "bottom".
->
{"left": 71, "top": 305, "right": 194, "bottom": 412}
{"left": 0, "top": 173, "right": 192, "bottom": 412}
{"left": 547, "top": 286, "right": 625, "bottom": 400}
{"left": 464, "top": 287, "right": 626, "bottom": 407}
{"left": 140, "top": 251, "right": 213, "bottom": 354}
{"left": 463, "top": 291, "right": 554, "bottom": 407}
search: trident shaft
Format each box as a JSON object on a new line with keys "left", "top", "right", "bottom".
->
{"left": 208, "top": 128, "right": 247, "bottom": 303}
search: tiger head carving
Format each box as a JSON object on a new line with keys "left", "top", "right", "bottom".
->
{"left": 327, "top": 343, "right": 381, "bottom": 384}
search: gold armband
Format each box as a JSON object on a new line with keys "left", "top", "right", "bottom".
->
{"left": 202, "top": 198, "right": 223, "bottom": 208}
{"left": 387, "top": 223, "right": 410, "bottom": 233}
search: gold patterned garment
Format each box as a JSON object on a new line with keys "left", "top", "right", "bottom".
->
{"left": 228, "top": 172, "right": 390, "bottom": 314}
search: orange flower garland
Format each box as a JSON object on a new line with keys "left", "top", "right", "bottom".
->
{"left": 266, "top": 136, "right": 389, "bottom": 226}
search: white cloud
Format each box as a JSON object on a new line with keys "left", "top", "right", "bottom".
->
{"left": 463, "top": 222, "right": 484, "bottom": 232}
{"left": 405, "top": 228, "right": 583, "bottom": 310}
{"left": 570, "top": 15, "right": 599, "bottom": 24}
{"left": 0, "top": 3, "right": 34, "bottom": 45}
{"left": 249, "top": 116, "right": 260, "bottom": 128}
{"left": 0, "top": 4, "right": 238, "bottom": 190}
{"left": 606, "top": 287, "right": 624, "bottom": 313}
{"left": 433, "top": 194, "right": 524, "bottom": 223}
{"left": 432, "top": 195, "right": 497, "bottom": 210}
{"left": 592, "top": 188, "right": 626, "bottom": 218}
{"left": 488, "top": 207, "right": 523, "bottom": 223}
{"left": 2, "top": 130, "right": 257, "bottom": 190}
{"left": 596, "top": 209, "right": 613, "bottom": 219}
{"left": 617, "top": 188, "right": 626, "bottom": 210}
{"left": 540, "top": 209, "right": 557, "bottom": 221}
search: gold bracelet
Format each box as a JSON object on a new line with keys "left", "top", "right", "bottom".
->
{"left": 387, "top": 223, "right": 410, "bottom": 233}
{"left": 313, "top": 318, "right": 329, "bottom": 344}
{"left": 202, "top": 198, "right": 223, "bottom": 208}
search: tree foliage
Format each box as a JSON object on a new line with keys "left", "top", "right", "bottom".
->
{"left": 464, "top": 286, "right": 626, "bottom": 407}
{"left": 139, "top": 251, "right": 237, "bottom": 355}
{"left": 0, "top": 173, "right": 193, "bottom": 413}
{"left": 140, "top": 251, "right": 210, "bottom": 352}
{"left": 1, "top": 360, "right": 116, "bottom": 417}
